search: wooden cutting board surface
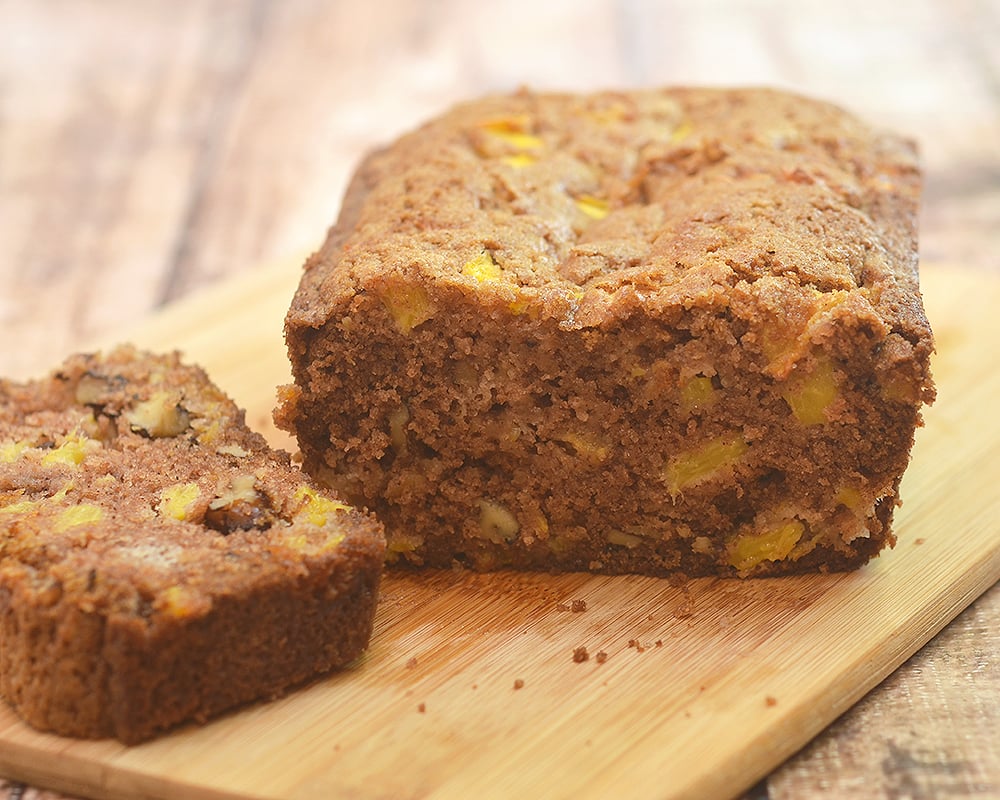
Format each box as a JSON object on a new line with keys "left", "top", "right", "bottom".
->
{"left": 0, "top": 261, "right": 997, "bottom": 800}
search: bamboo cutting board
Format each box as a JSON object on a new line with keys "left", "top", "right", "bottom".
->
{"left": 0, "top": 261, "right": 997, "bottom": 800}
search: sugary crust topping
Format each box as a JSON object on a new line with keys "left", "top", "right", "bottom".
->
{"left": 288, "top": 87, "right": 929, "bottom": 356}
{"left": 1, "top": 346, "right": 382, "bottom": 621}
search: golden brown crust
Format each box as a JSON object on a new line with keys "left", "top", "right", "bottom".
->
{"left": 280, "top": 87, "right": 934, "bottom": 578}
{"left": 1, "top": 346, "right": 385, "bottom": 743}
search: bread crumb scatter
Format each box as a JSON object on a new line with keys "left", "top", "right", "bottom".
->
{"left": 513, "top": 679, "right": 525, "bottom": 690}
{"left": 672, "top": 599, "right": 695, "bottom": 619}
{"left": 573, "top": 646, "right": 590, "bottom": 663}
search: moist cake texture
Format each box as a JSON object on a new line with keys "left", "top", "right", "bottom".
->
{"left": 0, "top": 346, "right": 385, "bottom": 743}
{"left": 278, "top": 87, "right": 935, "bottom": 577}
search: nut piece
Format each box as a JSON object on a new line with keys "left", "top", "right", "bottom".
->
{"left": 205, "top": 474, "right": 273, "bottom": 534}
{"left": 476, "top": 499, "right": 520, "bottom": 544}
{"left": 127, "top": 391, "right": 191, "bottom": 438}
{"left": 74, "top": 371, "right": 122, "bottom": 407}
{"left": 607, "top": 529, "right": 642, "bottom": 549}
{"left": 552, "top": 431, "right": 610, "bottom": 463}
{"left": 388, "top": 405, "right": 411, "bottom": 456}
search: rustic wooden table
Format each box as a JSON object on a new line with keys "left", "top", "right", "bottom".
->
{"left": 1, "top": 1, "right": 997, "bottom": 798}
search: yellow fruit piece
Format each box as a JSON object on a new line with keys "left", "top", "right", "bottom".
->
{"left": 783, "top": 358, "right": 838, "bottom": 425}
{"left": 491, "top": 130, "right": 544, "bottom": 150}
{"left": 729, "top": 520, "right": 805, "bottom": 571}
{"left": 665, "top": 434, "right": 748, "bottom": 498}
{"left": 501, "top": 153, "right": 536, "bottom": 168}
{"left": 527, "top": 510, "right": 550, "bottom": 536}
{"left": 387, "top": 533, "right": 425, "bottom": 554}
{"left": 587, "top": 101, "right": 629, "bottom": 124}
{"left": 158, "top": 483, "right": 202, "bottom": 521}
{"left": 763, "top": 291, "right": 850, "bottom": 378}
{"left": 0, "top": 499, "right": 37, "bottom": 515}
{"left": 574, "top": 195, "right": 609, "bottom": 220}
{"left": 476, "top": 499, "right": 520, "bottom": 544}
{"left": 55, "top": 504, "right": 103, "bottom": 532}
{"left": 680, "top": 375, "right": 717, "bottom": 413}
{"left": 1, "top": 440, "right": 29, "bottom": 464}
{"left": 41, "top": 433, "right": 98, "bottom": 467}
{"left": 670, "top": 120, "right": 693, "bottom": 143}
{"left": 835, "top": 486, "right": 863, "bottom": 511}
{"left": 508, "top": 294, "right": 535, "bottom": 316}
{"left": 294, "top": 485, "right": 352, "bottom": 527}
{"left": 461, "top": 251, "right": 503, "bottom": 283}
{"left": 378, "top": 283, "right": 437, "bottom": 334}
{"left": 282, "top": 531, "right": 346, "bottom": 556}
{"left": 479, "top": 115, "right": 544, "bottom": 150}
{"left": 157, "top": 585, "right": 206, "bottom": 620}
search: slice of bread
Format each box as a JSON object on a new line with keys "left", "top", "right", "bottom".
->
{"left": 0, "top": 346, "right": 384, "bottom": 743}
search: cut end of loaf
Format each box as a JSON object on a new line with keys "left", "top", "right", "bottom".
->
{"left": 280, "top": 86, "right": 934, "bottom": 578}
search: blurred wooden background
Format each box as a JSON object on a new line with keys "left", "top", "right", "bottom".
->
{"left": 1, "top": 0, "right": 997, "bottom": 798}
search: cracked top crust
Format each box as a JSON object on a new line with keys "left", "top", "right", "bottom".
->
{"left": 287, "top": 86, "right": 930, "bottom": 357}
